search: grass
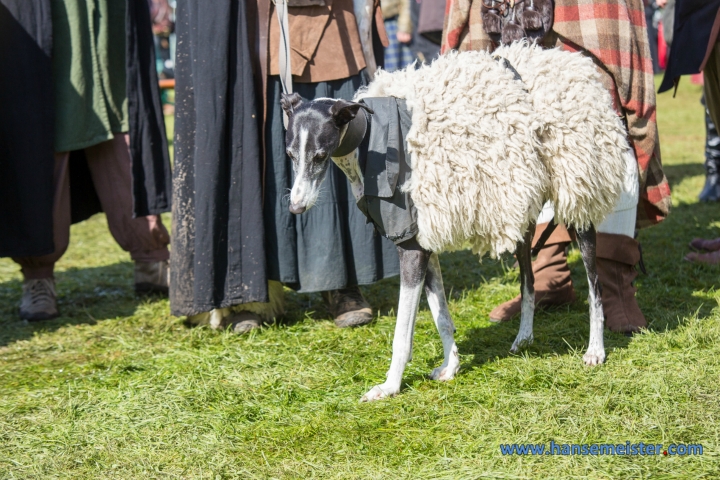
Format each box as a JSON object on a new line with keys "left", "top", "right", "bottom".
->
{"left": 2, "top": 79, "right": 720, "bottom": 479}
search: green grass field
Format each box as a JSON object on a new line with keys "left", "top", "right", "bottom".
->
{"left": 2, "top": 79, "right": 720, "bottom": 479}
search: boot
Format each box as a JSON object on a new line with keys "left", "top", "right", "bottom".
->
{"left": 187, "top": 308, "right": 263, "bottom": 334}
{"left": 185, "top": 281, "right": 285, "bottom": 335}
{"left": 222, "top": 311, "right": 263, "bottom": 334}
{"left": 19, "top": 278, "right": 60, "bottom": 321}
{"left": 699, "top": 106, "right": 720, "bottom": 202}
{"left": 322, "top": 286, "right": 373, "bottom": 327}
{"left": 489, "top": 223, "right": 576, "bottom": 322}
{"left": 688, "top": 237, "right": 720, "bottom": 252}
{"left": 596, "top": 233, "right": 647, "bottom": 334}
{"left": 134, "top": 260, "right": 169, "bottom": 295}
{"left": 684, "top": 249, "right": 720, "bottom": 265}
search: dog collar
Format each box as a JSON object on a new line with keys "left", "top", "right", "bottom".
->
{"left": 332, "top": 109, "right": 368, "bottom": 158}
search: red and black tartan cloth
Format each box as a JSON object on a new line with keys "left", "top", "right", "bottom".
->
{"left": 441, "top": 0, "right": 671, "bottom": 228}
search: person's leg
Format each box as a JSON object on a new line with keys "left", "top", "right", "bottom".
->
{"left": 595, "top": 148, "right": 646, "bottom": 334}
{"left": 684, "top": 44, "right": 720, "bottom": 263}
{"left": 645, "top": 4, "right": 661, "bottom": 74}
{"left": 698, "top": 98, "right": 720, "bottom": 202}
{"left": 12, "top": 152, "right": 72, "bottom": 319}
{"left": 704, "top": 42, "right": 720, "bottom": 130}
{"left": 83, "top": 134, "right": 170, "bottom": 293}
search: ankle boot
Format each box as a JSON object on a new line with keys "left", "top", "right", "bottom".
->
{"left": 699, "top": 107, "right": 720, "bottom": 202}
{"left": 489, "top": 223, "right": 576, "bottom": 322}
{"left": 596, "top": 233, "right": 647, "bottom": 334}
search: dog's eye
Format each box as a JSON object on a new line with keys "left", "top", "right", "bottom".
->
{"left": 314, "top": 152, "right": 326, "bottom": 161}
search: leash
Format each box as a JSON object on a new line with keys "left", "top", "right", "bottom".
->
{"left": 332, "top": 109, "right": 369, "bottom": 157}
{"left": 274, "top": 0, "right": 293, "bottom": 128}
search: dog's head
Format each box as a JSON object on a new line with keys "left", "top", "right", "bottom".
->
{"left": 281, "top": 93, "right": 372, "bottom": 214}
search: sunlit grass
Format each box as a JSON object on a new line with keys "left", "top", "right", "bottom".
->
{"left": 1, "top": 79, "right": 718, "bottom": 478}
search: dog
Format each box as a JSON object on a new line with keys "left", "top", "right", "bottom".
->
{"left": 280, "top": 47, "right": 626, "bottom": 401}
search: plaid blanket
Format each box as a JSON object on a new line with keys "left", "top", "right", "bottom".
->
{"left": 441, "top": 0, "right": 671, "bottom": 228}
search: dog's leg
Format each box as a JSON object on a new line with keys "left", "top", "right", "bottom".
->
{"left": 425, "top": 253, "right": 460, "bottom": 381}
{"left": 511, "top": 225, "right": 536, "bottom": 353}
{"left": 576, "top": 225, "right": 606, "bottom": 366}
{"left": 361, "top": 239, "right": 429, "bottom": 402}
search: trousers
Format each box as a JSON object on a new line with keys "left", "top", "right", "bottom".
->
{"left": 12, "top": 134, "right": 170, "bottom": 279}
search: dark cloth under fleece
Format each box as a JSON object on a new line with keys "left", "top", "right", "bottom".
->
{"left": 264, "top": 75, "right": 400, "bottom": 293}
{"left": 356, "top": 97, "right": 418, "bottom": 245}
{"left": 170, "top": 0, "right": 268, "bottom": 316}
{"left": 0, "top": 0, "right": 171, "bottom": 258}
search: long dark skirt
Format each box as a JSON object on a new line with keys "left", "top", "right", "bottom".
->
{"left": 264, "top": 74, "right": 400, "bottom": 293}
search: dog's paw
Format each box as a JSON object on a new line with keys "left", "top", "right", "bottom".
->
{"left": 360, "top": 384, "right": 398, "bottom": 402}
{"left": 583, "top": 347, "right": 606, "bottom": 366}
{"left": 429, "top": 349, "right": 460, "bottom": 381}
{"left": 510, "top": 334, "right": 534, "bottom": 354}
{"left": 429, "top": 364, "right": 459, "bottom": 381}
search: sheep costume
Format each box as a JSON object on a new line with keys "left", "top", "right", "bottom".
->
{"left": 355, "top": 42, "right": 629, "bottom": 257}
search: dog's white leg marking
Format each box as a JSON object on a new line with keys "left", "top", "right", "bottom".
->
{"left": 361, "top": 243, "right": 428, "bottom": 402}
{"left": 361, "top": 282, "right": 422, "bottom": 401}
{"left": 425, "top": 253, "right": 460, "bottom": 381}
{"left": 332, "top": 150, "right": 364, "bottom": 201}
{"left": 511, "top": 227, "right": 536, "bottom": 353}
{"left": 584, "top": 283, "right": 605, "bottom": 365}
{"left": 577, "top": 226, "right": 606, "bottom": 366}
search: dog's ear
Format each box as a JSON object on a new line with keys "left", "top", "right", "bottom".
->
{"left": 281, "top": 93, "right": 303, "bottom": 116}
{"left": 330, "top": 99, "right": 374, "bottom": 127}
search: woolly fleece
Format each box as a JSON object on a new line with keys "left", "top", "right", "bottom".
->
{"left": 355, "top": 44, "right": 627, "bottom": 256}
{"left": 357, "top": 50, "right": 547, "bottom": 258}
{"left": 494, "top": 42, "right": 629, "bottom": 230}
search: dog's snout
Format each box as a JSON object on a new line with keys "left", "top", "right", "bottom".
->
{"left": 289, "top": 203, "right": 307, "bottom": 214}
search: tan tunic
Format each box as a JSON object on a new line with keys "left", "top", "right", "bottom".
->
{"left": 268, "top": 0, "right": 366, "bottom": 83}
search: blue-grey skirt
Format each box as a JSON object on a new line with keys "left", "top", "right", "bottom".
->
{"left": 264, "top": 73, "right": 400, "bottom": 292}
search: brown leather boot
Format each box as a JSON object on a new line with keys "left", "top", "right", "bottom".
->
{"left": 489, "top": 223, "right": 576, "bottom": 322}
{"left": 322, "top": 286, "right": 373, "bottom": 327}
{"left": 596, "top": 233, "right": 647, "bottom": 334}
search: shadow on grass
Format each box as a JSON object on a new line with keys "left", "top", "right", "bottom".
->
{"left": 0, "top": 261, "right": 155, "bottom": 348}
{"left": 273, "top": 215, "right": 718, "bottom": 374}
{"left": 275, "top": 251, "right": 510, "bottom": 328}
{"left": 662, "top": 162, "right": 705, "bottom": 187}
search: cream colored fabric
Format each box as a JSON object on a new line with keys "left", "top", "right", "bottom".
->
{"left": 597, "top": 148, "right": 639, "bottom": 237}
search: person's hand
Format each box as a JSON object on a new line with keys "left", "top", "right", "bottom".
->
{"left": 657, "top": 0, "right": 667, "bottom": 7}
{"left": 397, "top": 31, "right": 412, "bottom": 44}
